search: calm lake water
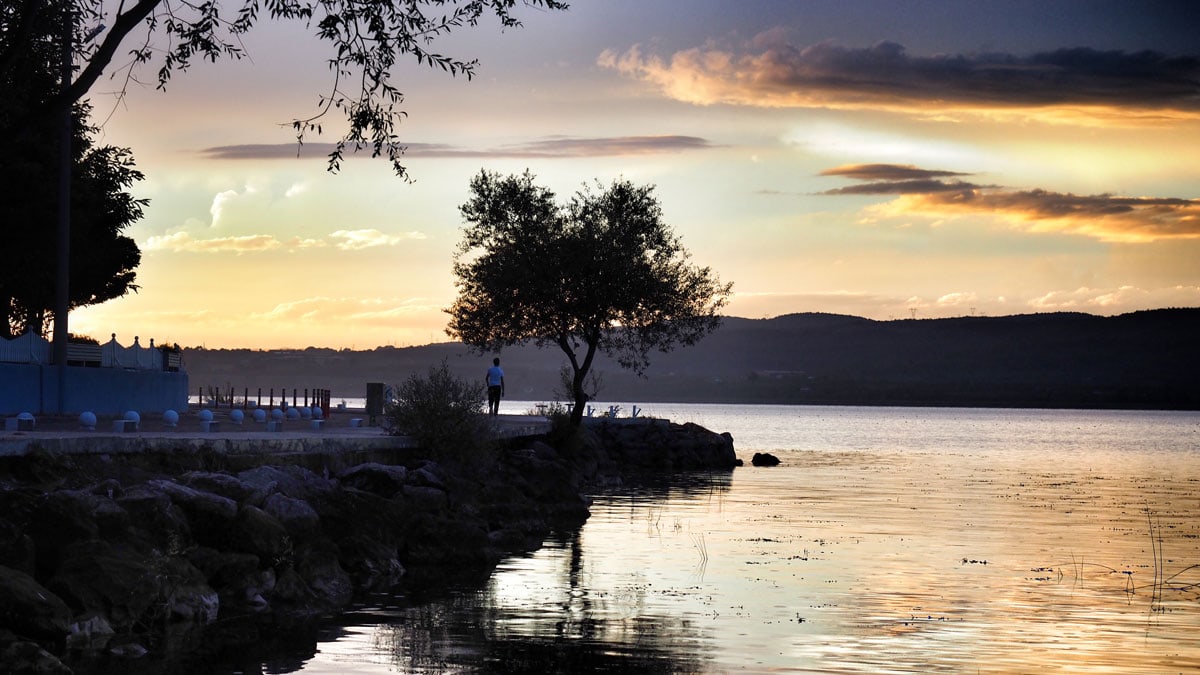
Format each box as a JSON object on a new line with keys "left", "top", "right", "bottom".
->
{"left": 273, "top": 403, "right": 1200, "bottom": 673}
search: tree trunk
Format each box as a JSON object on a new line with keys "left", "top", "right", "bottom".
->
{"left": 560, "top": 335, "right": 599, "bottom": 427}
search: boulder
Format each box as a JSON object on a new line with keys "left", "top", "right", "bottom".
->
{"left": 295, "top": 547, "right": 353, "bottom": 609}
{"left": 261, "top": 493, "right": 321, "bottom": 538}
{"left": 238, "top": 465, "right": 335, "bottom": 501}
{"left": 181, "top": 471, "right": 263, "bottom": 504}
{"left": 230, "top": 505, "right": 292, "bottom": 563}
{"left": 64, "top": 612, "right": 116, "bottom": 651}
{"left": 0, "top": 634, "right": 71, "bottom": 674}
{"left": 117, "top": 485, "right": 193, "bottom": 555}
{"left": 46, "top": 540, "right": 165, "bottom": 632}
{"left": 751, "top": 452, "right": 781, "bottom": 467}
{"left": 187, "top": 547, "right": 273, "bottom": 615}
{"left": 337, "top": 463, "right": 408, "bottom": 497}
{"left": 149, "top": 480, "right": 238, "bottom": 547}
{"left": 0, "top": 520, "right": 36, "bottom": 575}
{"left": 0, "top": 565, "right": 71, "bottom": 640}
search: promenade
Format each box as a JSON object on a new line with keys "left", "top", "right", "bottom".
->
{"left": 0, "top": 411, "right": 553, "bottom": 458}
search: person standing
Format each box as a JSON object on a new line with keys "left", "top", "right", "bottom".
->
{"left": 486, "top": 357, "right": 505, "bottom": 416}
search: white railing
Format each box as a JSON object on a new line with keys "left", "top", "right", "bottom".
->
{"left": 0, "top": 331, "right": 50, "bottom": 364}
{"left": 0, "top": 331, "right": 177, "bottom": 371}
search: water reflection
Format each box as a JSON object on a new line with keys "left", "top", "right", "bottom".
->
{"left": 286, "top": 407, "right": 1200, "bottom": 673}
{"left": 366, "top": 473, "right": 734, "bottom": 673}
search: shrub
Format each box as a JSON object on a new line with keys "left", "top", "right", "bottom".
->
{"left": 384, "top": 361, "right": 494, "bottom": 465}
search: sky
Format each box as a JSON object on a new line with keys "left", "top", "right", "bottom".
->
{"left": 69, "top": 0, "right": 1200, "bottom": 349}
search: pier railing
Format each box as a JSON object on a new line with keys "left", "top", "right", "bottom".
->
{"left": 197, "top": 386, "right": 333, "bottom": 412}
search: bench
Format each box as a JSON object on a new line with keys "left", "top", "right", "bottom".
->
{"left": 200, "top": 420, "right": 221, "bottom": 433}
{"left": 266, "top": 420, "right": 284, "bottom": 432}
{"left": 112, "top": 419, "right": 138, "bottom": 432}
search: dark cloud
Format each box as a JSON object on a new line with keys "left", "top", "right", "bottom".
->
{"left": 201, "top": 136, "right": 714, "bottom": 161}
{"left": 822, "top": 179, "right": 986, "bottom": 195}
{"left": 818, "top": 163, "right": 988, "bottom": 195}
{"left": 820, "top": 164, "right": 971, "bottom": 182}
{"left": 604, "top": 40, "right": 1200, "bottom": 116}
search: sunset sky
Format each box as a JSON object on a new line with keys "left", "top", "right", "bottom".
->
{"left": 69, "top": 0, "right": 1200, "bottom": 349}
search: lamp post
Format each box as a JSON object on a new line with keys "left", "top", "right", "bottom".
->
{"left": 52, "top": 11, "right": 104, "bottom": 413}
{"left": 53, "top": 6, "right": 73, "bottom": 413}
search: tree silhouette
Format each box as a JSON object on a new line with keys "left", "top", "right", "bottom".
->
{"left": 0, "top": 2, "right": 144, "bottom": 338}
{"left": 448, "top": 170, "right": 732, "bottom": 425}
{"left": 0, "top": 0, "right": 568, "bottom": 178}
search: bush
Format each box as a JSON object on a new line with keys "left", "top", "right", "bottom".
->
{"left": 384, "top": 361, "right": 494, "bottom": 465}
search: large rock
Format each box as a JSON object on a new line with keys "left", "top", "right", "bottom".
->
{"left": 337, "top": 463, "right": 408, "bottom": 497}
{"left": 238, "top": 465, "right": 335, "bottom": 501}
{"left": 23, "top": 490, "right": 104, "bottom": 577}
{"left": 0, "top": 634, "right": 71, "bottom": 675}
{"left": 261, "top": 493, "right": 321, "bottom": 538}
{"left": 47, "top": 540, "right": 166, "bottom": 632}
{"left": 583, "top": 418, "right": 739, "bottom": 472}
{"left": 230, "top": 505, "right": 292, "bottom": 563}
{"left": 117, "top": 485, "right": 193, "bottom": 555}
{"left": 0, "top": 565, "right": 71, "bottom": 640}
{"left": 149, "top": 480, "right": 238, "bottom": 547}
{"left": 181, "top": 471, "right": 263, "bottom": 504}
{"left": 295, "top": 546, "right": 353, "bottom": 609}
{"left": 187, "top": 547, "right": 274, "bottom": 615}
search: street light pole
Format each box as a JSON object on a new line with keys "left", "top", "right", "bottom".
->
{"left": 53, "top": 6, "right": 73, "bottom": 413}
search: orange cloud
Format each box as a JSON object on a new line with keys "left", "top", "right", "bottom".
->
{"left": 884, "top": 189, "right": 1200, "bottom": 243}
{"left": 143, "top": 230, "right": 424, "bottom": 253}
{"left": 820, "top": 163, "right": 1200, "bottom": 243}
{"left": 600, "top": 40, "right": 1200, "bottom": 126}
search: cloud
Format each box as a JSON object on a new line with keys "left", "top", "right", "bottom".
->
{"left": 143, "top": 229, "right": 424, "bottom": 253}
{"left": 818, "top": 164, "right": 992, "bottom": 195}
{"left": 599, "top": 39, "right": 1200, "bottom": 125}
{"left": 199, "top": 135, "right": 715, "bottom": 161}
{"left": 142, "top": 231, "right": 283, "bottom": 254}
{"left": 822, "top": 163, "right": 1200, "bottom": 242}
{"left": 1028, "top": 285, "right": 1200, "bottom": 312}
{"left": 882, "top": 189, "right": 1200, "bottom": 242}
{"left": 820, "top": 164, "right": 971, "bottom": 182}
{"left": 251, "top": 296, "right": 444, "bottom": 327}
{"left": 329, "top": 229, "right": 426, "bottom": 251}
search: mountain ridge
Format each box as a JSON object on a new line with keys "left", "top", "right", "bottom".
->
{"left": 182, "top": 308, "right": 1200, "bottom": 410}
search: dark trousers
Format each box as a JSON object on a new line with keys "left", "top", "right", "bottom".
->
{"left": 487, "top": 386, "right": 502, "bottom": 415}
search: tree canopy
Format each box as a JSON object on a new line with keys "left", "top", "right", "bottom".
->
{"left": 447, "top": 170, "right": 733, "bottom": 425}
{"left": 0, "top": 0, "right": 568, "bottom": 178}
{"left": 0, "top": 2, "right": 144, "bottom": 338}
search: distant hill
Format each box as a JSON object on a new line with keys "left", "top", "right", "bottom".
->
{"left": 182, "top": 309, "right": 1200, "bottom": 410}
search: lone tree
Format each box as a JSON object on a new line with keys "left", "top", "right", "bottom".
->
{"left": 447, "top": 170, "right": 733, "bottom": 426}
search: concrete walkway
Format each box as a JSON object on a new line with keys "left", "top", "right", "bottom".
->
{"left": 0, "top": 412, "right": 553, "bottom": 458}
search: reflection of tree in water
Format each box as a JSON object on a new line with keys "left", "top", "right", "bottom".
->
{"left": 376, "top": 471, "right": 733, "bottom": 673}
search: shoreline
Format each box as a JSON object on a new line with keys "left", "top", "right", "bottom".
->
{"left": 0, "top": 416, "right": 738, "bottom": 672}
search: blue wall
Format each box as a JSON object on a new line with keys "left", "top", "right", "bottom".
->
{"left": 0, "top": 364, "right": 189, "bottom": 415}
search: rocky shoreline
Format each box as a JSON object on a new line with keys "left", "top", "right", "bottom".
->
{"left": 0, "top": 418, "right": 737, "bottom": 673}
